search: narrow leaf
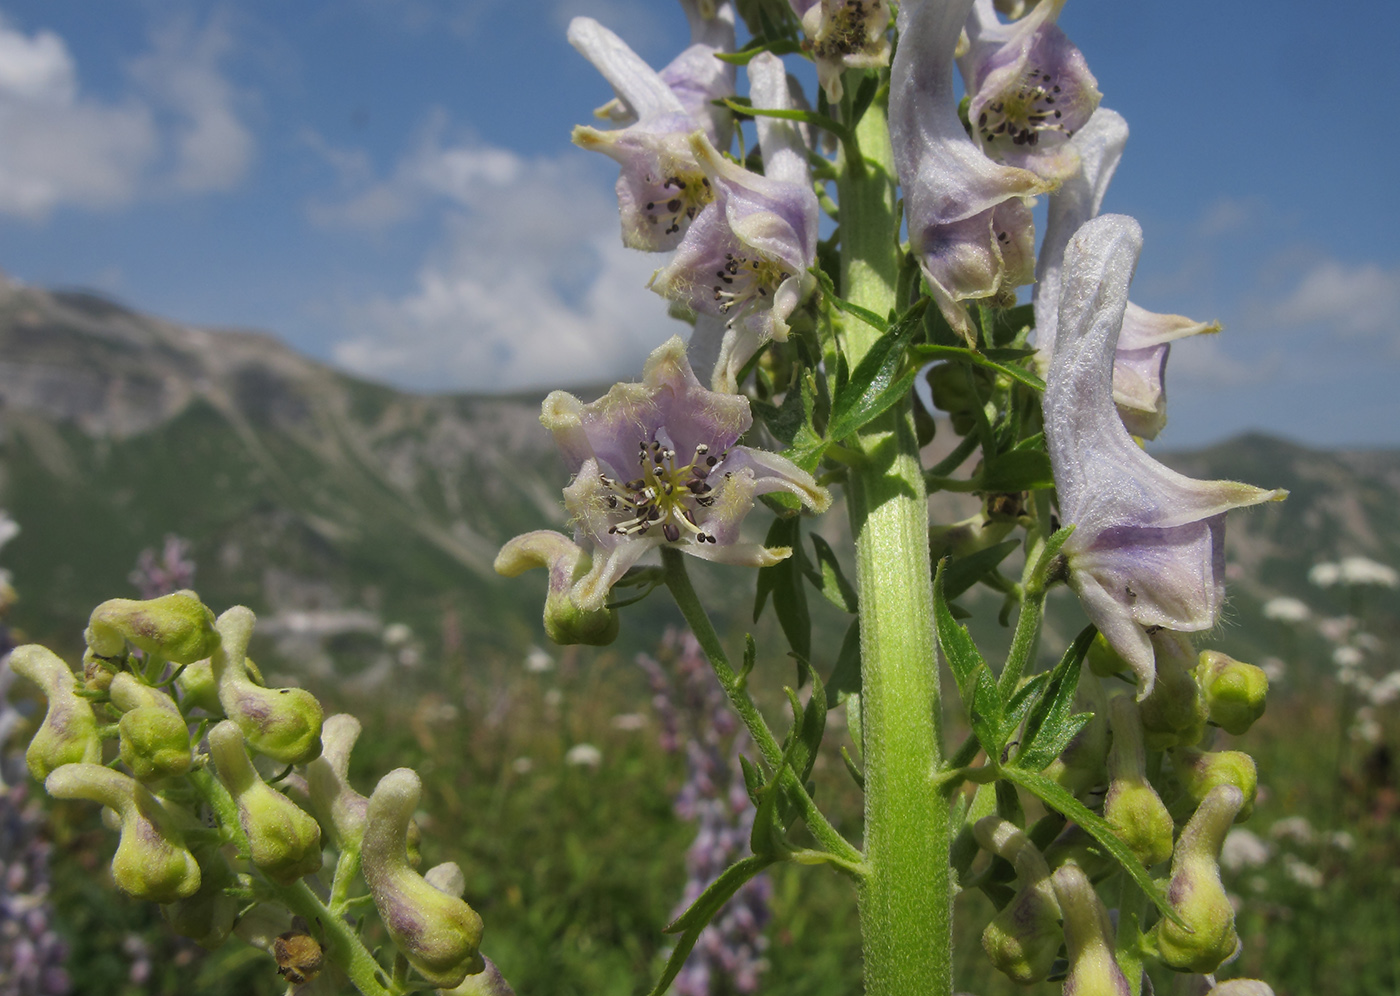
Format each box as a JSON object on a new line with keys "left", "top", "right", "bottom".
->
{"left": 713, "top": 39, "right": 805, "bottom": 65}
{"left": 1015, "top": 625, "right": 1096, "bottom": 772}
{"left": 933, "top": 559, "right": 987, "bottom": 699}
{"left": 651, "top": 855, "right": 776, "bottom": 995}
{"left": 825, "top": 619, "right": 862, "bottom": 705}
{"left": 969, "top": 666, "right": 1006, "bottom": 760}
{"left": 827, "top": 299, "right": 928, "bottom": 441}
{"left": 807, "top": 534, "right": 859, "bottom": 613}
{"left": 754, "top": 518, "right": 811, "bottom": 661}
{"left": 1000, "top": 766, "right": 1187, "bottom": 929}
{"left": 797, "top": 664, "right": 827, "bottom": 781}
{"left": 810, "top": 266, "right": 889, "bottom": 335}
{"left": 911, "top": 343, "right": 1046, "bottom": 393}
{"left": 979, "top": 449, "right": 1055, "bottom": 492}
{"left": 941, "top": 539, "right": 1020, "bottom": 601}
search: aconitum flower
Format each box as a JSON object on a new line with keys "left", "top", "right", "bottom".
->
{"left": 1044, "top": 214, "right": 1284, "bottom": 695}
{"left": 653, "top": 53, "right": 819, "bottom": 392}
{"left": 958, "top": 0, "right": 1100, "bottom": 182}
{"left": 890, "top": 0, "right": 1049, "bottom": 344}
{"left": 1034, "top": 108, "right": 1219, "bottom": 439}
{"left": 788, "top": 0, "right": 892, "bottom": 103}
{"left": 502, "top": 337, "right": 829, "bottom": 615}
{"left": 570, "top": 17, "right": 716, "bottom": 251}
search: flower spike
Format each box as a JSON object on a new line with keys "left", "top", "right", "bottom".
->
{"left": 506, "top": 337, "right": 829, "bottom": 616}
{"left": 570, "top": 17, "right": 716, "bottom": 251}
{"left": 1043, "top": 215, "right": 1284, "bottom": 696}
{"left": 890, "top": 0, "right": 1051, "bottom": 344}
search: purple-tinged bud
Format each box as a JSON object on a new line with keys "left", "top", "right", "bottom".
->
{"left": 928, "top": 513, "right": 1016, "bottom": 563}
{"left": 1171, "top": 747, "right": 1257, "bottom": 822}
{"left": 81, "top": 647, "right": 117, "bottom": 692}
{"left": 1196, "top": 651, "right": 1268, "bottom": 736}
{"left": 1043, "top": 824, "right": 1115, "bottom": 881}
{"left": 1138, "top": 631, "right": 1207, "bottom": 750}
{"left": 362, "top": 768, "right": 484, "bottom": 987}
{"left": 1044, "top": 661, "right": 1109, "bottom": 799}
{"left": 1051, "top": 863, "right": 1131, "bottom": 996}
{"left": 211, "top": 607, "right": 323, "bottom": 764}
{"left": 1154, "top": 784, "right": 1243, "bottom": 973}
{"left": 109, "top": 672, "right": 192, "bottom": 781}
{"left": 437, "top": 956, "right": 517, "bottom": 996}
{"left": 973, "top": 816, "right": 1061, "bottom": 984}
{"left": 85, "top": 591, "right": 219, "bottom": 665}
{"left": 494, "top": 532, "right": 619, "bottom": 646}
{"left": 161, "top": 844, "right": 239, "bottom": 948}
{"left": 1103, "top": 695, "right": 1174, "bottom": 867}
{"left": 306, "top": 713, "right": 370, "bottom": 850}
{"left": 208, "top": 721, "right": 322, "bottom": 885}
{"left": 44, "top": 763, "right": 201, "bottom": 903}
{"left": 10, "top": 644, "right": 102, "bottom": 781}
{"left": 1207, "top": 982, "right": 1275, "bottom": 996}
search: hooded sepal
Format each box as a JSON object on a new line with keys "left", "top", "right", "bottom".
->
{"left": 1153, "top": 785, "right": 1243, "bottom": 973}
{"left": 1051, "top": 862, "right": 1132, "bottom": 996}
{"left": 1043, "top": 215, "right": 1285, "bottom": 696}
{"left": 493, "top": 531, "right": 619, "bottom": 646}
{"left": 10, "top": 644, "right": 102, "bottom": 781}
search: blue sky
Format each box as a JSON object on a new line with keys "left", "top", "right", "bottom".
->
{"left": 0, "top": 0, "right": 1395, "bottom": 448}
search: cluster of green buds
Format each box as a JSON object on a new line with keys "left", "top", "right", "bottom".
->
{"left": 10, "top": 591, "right": 511, "bottom": 996}
{"left": 956, "top": 626, "right": 1273, "bottom": 992}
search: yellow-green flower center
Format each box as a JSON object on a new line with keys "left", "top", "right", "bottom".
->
{"left": 643, "top": 169, "right": 713, "bottom": 237}
{"left": 601, "top": 440, "right": 724, "bottom": 544}
{"left": 978, "top": 67, "right": 1066, "bottom": 147}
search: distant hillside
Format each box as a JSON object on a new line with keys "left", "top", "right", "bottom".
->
{"left": 0, "top": 277, "right": 1392, "bottom": 691}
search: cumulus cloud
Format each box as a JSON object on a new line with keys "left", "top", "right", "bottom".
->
{"left": 1272, "top": 259, "right": 1400, "bottom": 338}
{"left": 322, "top": 122, "right": 684, "bottom": 392}
{"left": 0, "top": 12, "right": 253, "bottom": 219}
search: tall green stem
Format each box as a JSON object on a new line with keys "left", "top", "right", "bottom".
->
{"left": 836, "top": 94, "right": 951, "bottom": 995}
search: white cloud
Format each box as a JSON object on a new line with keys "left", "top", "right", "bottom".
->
{"left": 0, "top": 12, "right": 253, "bottom": 219}
{"left": 1272, "top": 259, "right": 1400, "bottom": 338}
{"left": 324, "top": 127, "right": 685, "bottom": 392}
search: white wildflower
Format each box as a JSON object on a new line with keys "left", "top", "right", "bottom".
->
{"left": 1220, "top": 829, "right": 1272, "bottom": 872}
{"left": 525, "top": 646, "right": 555, "bottom": 673}
{"left": 610, "top": 713, "right": 647, "bottom": 731}
{"left": 565, "top": 743, "right": 603, "bottom": 768}
{"left": 1262, "top": 596, "right": 1310, "bottom": 623}
{"left": 1281, "top": 854, "right": 1324, "bottom": 890}
{"left": 1269, "top": 816, "right": 1315, "bottom": 846}
{"left": 1338, "top": 556, "right": 1399, "bottom": 588}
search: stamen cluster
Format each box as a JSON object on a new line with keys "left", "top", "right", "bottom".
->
{"left": 602, "top": 440, "right": 723, "bottom": 544}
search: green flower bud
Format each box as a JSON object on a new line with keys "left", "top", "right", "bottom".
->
{"left": 926, "top": 362, "right": 992, "bottom": 436}
{"left": 211, "top": 607, "right": 323, "bottom": 764}
{"left": 1154, "top": 784, "right": 1243, "bottom": 974}
{"left": 109, "top": 672, "right": 192, "bottom": 780}
{"left": 494, "top": 532, "right": 618, "bottom": 647}
{"left": 306, "top": 713, "right": 370, "bottom": 851}
{"left": 362, "top": 768, "right": 484, "bottom": 988}
{"left": 1171, "top": 747, "right": 1257, "bottom": 822}
{"left": 81, "top": 648, "right": 118, "bottom": 692}
{"left": 86, "top": 591, "right": 219, "bottom": 664}
{"left": 162, "top": 844, "right": 239, "bottom": 948}
{"left": 1044, "top": 662, "right": 1110, "bottom": 799}
{"left": 1139, "top": 631, "right": 1207, "bottom": 750}
{"left": 1103, "top": 696, "right": 1174, "bottom": 868}
{"left": 10, "top": 644, "right": 102, "bottom": 781}
{"left": 1086, "top": 632, "right": 1129, "bottom": 678}
{"left": 44, "top": 763, "right": 201, "bottom": 903}
{"left": 174, "top": 659, "right": 222, "bottom": 715}
{"left": 1196, "top": 650, "right": 1268, "bottom": 736}
{"left": 436, "top": 957, "right": 516, "bottom": 996}
{"left": 928, "top": 513, "right": 1015, "bottom": 563}
{"left": 1050, "top": 863, "right": 1131, "bottom": 996}
{"left": 973, "top": 816, "right": 1061, "bottom": 984}
{"left": 208, "top": 721, "right": 322, "bottom": 884}
{"left": 1043, "top": 824, "right": 1116, "bottom": 882}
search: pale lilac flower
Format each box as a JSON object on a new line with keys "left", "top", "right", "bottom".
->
{"left": 654, "top": 53, "right": 819, "bottom": 392}
{"left": 1043, "top": 214, "right": 1284, "bottom": 695}
{"left": 509, "top": 337, "right": 829, "bottom": 614}
{"left": 1033, "top": 108, "right": 1219, "bottom": 439}
{"left": 129, "top": 534, "right": 197, "bottom": 600}
{"left": 958, "top": 0, "right": 1099, "bottom": 182}
{"left": 788, "top": 0, "right": 891, "bottom": 102}
{"left": 570, "top": 17, "right": 716, "bottom": 251}
{"left": 890, "top": 0, "right": 1049, "bottom": 344}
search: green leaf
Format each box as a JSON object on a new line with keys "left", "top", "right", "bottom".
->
{"left": 911, "top": 343, "right": 1046, "bottom": 393}
{"left": 810, "top": 265, "right": 888, "bottom": 334}
{"left": 995, "top": 778, "right": 1025, "bottom": 827}
{"left": 1040, "top": 524, "right": 1075, "bottom": 562}
{"left": 825, "top": 619, "right": 861, "bottom": 705}
{"left": 1000, "top": 766, "right": 1188, "bottom": 929}
{"left": 806, "top": 534, "right": 859, "bottom": 613}
{"left": 776, "top": 371, "right": 827, "bottom": 473}
{"left": 970, "top": 666, "right": 1007, "bottom": 760}
{"left": 941, "top": 539, "right": 1020, "bottom": 601}
{"left": 650, "top": 855, "right": 776, "bottom": 995}
{"left": 826, "top": 299, "right": 928, "bottom": 441}
{"left": 1015, "top": 625, "right": 1096, "bottom": 772}
{"left": 951, "top": 782, "right": 998, "bottom": 880}
{"left": 797, "top": 664, "right": 827, "bottom": 781}
{"left": 982, "top": 302, "right": 1035, "bottom": 347}
{"left": 739, "top": 634, "right": 758, "bottom": 685}
{"left": 713, "top": 38, "right": 805, "bottom": 64}
{"left": 717, "top": 98, "right": 855, "bottom": 147}
{"left": 753, "top": 518, "right": 811, "bottom": 662}
{"left": 980, "top": 448, "right": 1055, "bottom": 492}
{"left": 1003, "top": 671, "right": 1050, "bottom": 738}
{"left": 739, "top": 754, "right": 765, "bottom": 807}
{"left": 933, "top": 559, "right": 986, "bottom": 699}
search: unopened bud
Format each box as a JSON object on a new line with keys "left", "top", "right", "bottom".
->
{"left": 1196, "top": 651, "right": 1268, "bottom": 735}
{"left": 208, "top": 720, "right": 322, "bottom": 884}
{"left": 926, "top": 362, "right": 991, "bottom": 435}
{"left": 306, "top": 713, "right": 370, "bottom": 850}
{"left": 1154, "top": 785, "right": 1243, "bottom": 973}
{"left": 495, "top": 532, "right": 618, "bottom": 646}
{"left": 1140, "top": 631, "right": 1207, "bottom": 749}
{"left": 81, "top": 648, "right": 118, "bottom": 692}
{"left": 44, "top": 763, "right": 201, "bottom": 903}
{"left": 437, "top": 957, "right": 517, "bottom": 996}
{"left": 162, "top": 844, "right": 239, "bottom": 948}
{"left": 1086, "top": 632, "right": 1129, "bottom": 678}
{"left": 1103, "top": 696, "right": 1174, "bottom": 867}
{"left": 1044, "top": 662, "right": 1110, "bottom": 798}
{"left": 928, "top": 513, "right": 1015, "bottom": 562}
{"left": 362, "top": 768, "right": 484, "bottom": 987}
{"left": 1171, "top": 747, "right": 1257, "bottom": 822}
{"left": 86, "top": 591, "right": 219, "bottom": 664}
{"left": 110, "top": 672, "right": 192, "bottom": 780}
{"left": 1051, "top": 863, "right": 1131, "bottom": 996}
{"left": 973, "top": 816, "right": 1061, "bottom": 984}
{"left": 211, "top": 607, "right": 323, "bottom": 764}
{"left": 1043, "top": 824, "right": 1115, "bottom": 881}
{"left": 10, "top": 644, "right": 102, "bottom": 780}
{"left": 174, "top": 659, "right": 222, "bottom": 715}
